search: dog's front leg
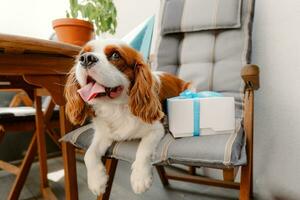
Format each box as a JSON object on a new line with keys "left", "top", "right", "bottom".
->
{"left": 131, "top": 123, "right": 164, "bottom": 194}
{"left": 84, "top": 123, "right": 112, "bottom": 196}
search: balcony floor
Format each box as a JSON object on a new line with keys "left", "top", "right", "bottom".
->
{"left": 0, "top": 157, "right": 238, "bottom": 200}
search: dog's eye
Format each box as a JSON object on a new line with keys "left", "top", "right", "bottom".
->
{"left": 110, "top": 52, "right": 120, "bottom": 60}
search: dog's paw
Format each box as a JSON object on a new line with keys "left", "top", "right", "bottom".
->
{"left": 130, "top": 163, "right": 153, "bottom": 194}
{"left": 87, "top": 170, "right": 108, "bottom": 196}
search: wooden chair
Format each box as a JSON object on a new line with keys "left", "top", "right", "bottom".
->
{"left": 0, "top": 89, "right": 61, "bottom": 199}
{"left": 154, "top": 65, "right": 259, "bottom": 200}
{"left": 63, "top": 64, "right": 259, "bottom": 200}
{"left": 61, "top": 0, "right": 259, "bottom": 199}
{"left": 3, "top": 89, "right": 33, "bottom": 107}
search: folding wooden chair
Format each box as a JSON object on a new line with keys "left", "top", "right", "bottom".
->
{"left": 0, "top": 89, "right": 60, "bottom": 199}
{"left": 62, "top": 1, "right": 260, "bottom": 199}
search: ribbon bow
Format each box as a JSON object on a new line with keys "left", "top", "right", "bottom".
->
{"left": 177, "top": 90, "right": 223, "bottom": 136}
{"left": 179, "top": 90, "right": 223, "bottom": 99}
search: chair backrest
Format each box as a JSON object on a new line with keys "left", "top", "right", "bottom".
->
{"left": 154, "top": 0, "right": 255, "bottom": 119}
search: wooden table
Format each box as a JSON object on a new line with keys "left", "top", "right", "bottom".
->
{"left": 0, "top": 33, "right": 81, "bottom": 200}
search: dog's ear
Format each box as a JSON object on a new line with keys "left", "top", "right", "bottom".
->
{"left": 129, "top": 60, "right": 164, "bottom": 123}
{"left": 65, "top": 67, "right": 93, "bottom": 125}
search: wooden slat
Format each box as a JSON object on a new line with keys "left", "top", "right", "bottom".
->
{"left": 75, "top": 149, "right": 86, "bottom": 155}
{"left": 43, "top": 99, "right": 55, "bottom": 122}
{"left": 97, "top": 158, "right": 118, "bottom": 200}
{"left": 0, "top": 33, "right": 81, "bottom": 57}
{"left": 8, "top": 134, "right": 37, "bottom": 200}
{"left": 0, "top": 160, "right": 20, "bottom": 175}
{"left": 0, "top": 54, "right": 75, "bottom": 75}
{"left": 0, "top": 125, "right": 4, "bottom": 142}
{"left": 165, "top": 166, "right": 240, "bottom": 190}
{"left": 34, "top": 94, "right": 49, "bottom": 189}
{"left": 9, "top": 93, "right": 23, "bottom": 107}
{"left": 36, "top": 88, "right": 50, "bottom": 97}
{"left": 156, "top": 166, "right": 170, "bottom": 186}
{"left": 188, "top": 166, "right": 196, "bottom": 175}
{"left": 8, "top": 91, "right": 33, "bottom": 107}
{"left": 20, "top": 92, "right": 33, "bottom": 106}
{"left": 0, "top": 89, "right": 23, "bottom": 92}
{"left": 23, "top": 75, "right": 66, "bottom": 105}
{"left": 223, "top": 167, "right": 238, "bottom": 182}
{"left": 45, "top": 129, "right": 61, "bottom": 148}
{"left": 4, "top": 47, "right": 25, "bottom": 54}
{"left": 0, "top": 76, "right": 35, "bottom": 99}
{"left": 239, "top": 89, "right": 254, "bottom": 200}
{"left": 59, "top": 105, "right": 78, "bottom": 200}
{"left": 44, "top": 99, "right": 61, "bottom": 148}
{"left": 42, "top": 187, "right": 58, "bottom": 200}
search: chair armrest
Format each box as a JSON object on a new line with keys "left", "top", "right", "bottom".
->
{"left": 241, "top": 64, "right": 260, "bottom": 90}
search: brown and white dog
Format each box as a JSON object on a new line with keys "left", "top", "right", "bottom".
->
{"left": 65, "top": 39, "right": 189, "bottom": 195}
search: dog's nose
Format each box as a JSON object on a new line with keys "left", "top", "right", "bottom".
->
{"left": 79, "top": 53, "right": 98, "bottom": 68}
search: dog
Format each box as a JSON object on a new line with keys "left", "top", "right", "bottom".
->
{"left": 65, "top": 39, "right": 189, "bottom": 195}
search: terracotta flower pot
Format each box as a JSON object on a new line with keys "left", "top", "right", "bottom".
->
{"left": 52, "top": 18, "right": 94, "bottom": 46}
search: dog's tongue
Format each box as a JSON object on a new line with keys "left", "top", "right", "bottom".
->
{"left": 77, "top": 82, "right": 105, "bottom": 102}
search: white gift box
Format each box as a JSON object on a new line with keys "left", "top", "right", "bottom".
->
{"left": 167, "top": 96, "right": 235, "bottom": 138}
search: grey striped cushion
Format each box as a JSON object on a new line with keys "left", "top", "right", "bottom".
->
{"left": 161, "top": 0, "right": 242, "bottom": 34}
{"left": 61, "top": 122, "right": 246, "bottom": 168}
{"left": 154, "top": 0, "right": 255, "bottom": 121}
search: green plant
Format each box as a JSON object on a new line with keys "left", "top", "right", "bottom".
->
{"left": 66, "top": 0, "right": 117, "bottom": 35}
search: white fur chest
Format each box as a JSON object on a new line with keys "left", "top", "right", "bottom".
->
{"left": 92, "top": 102, "right": 149, "bottom": 141}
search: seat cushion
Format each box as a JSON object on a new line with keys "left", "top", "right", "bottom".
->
{"left": 0, "top": 107, "right": 37, "bottom": 117}
{"left": 0, "top": 96, "right": 57, "bottom": 120}
{"left": 161, "top": 0, "right": 242, "bottom": 34}
{"left": 0, "top": 106, "right": 59, "bottom": 122}
{"left": 61, "top": 122, "right": 246, "bottom": 168}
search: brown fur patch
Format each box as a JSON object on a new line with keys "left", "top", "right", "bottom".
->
{"left": 158, "top": 73, "right": 191, "bottom": 101}
{"left": 82, "top": 45, "right": 93, "bottom": 53}
{"left": 71, "top": 43, "right": 187, "bottom": 124}
{"left": 64, "top": 67, "right": 94, "bottom": 125}
{"left": 128, "top": 61, "right": 164, "bottom": 123}
{"left": 102, "top": 44, "right": 189, "bottom": 123}
{"left": 103, "top": 44, "right": 145, "bottom": 83}
{"left": 103, "top": 44, "right": 164, "bottom": 123}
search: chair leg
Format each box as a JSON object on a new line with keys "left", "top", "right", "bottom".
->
{"left": 239, "top": 164, "right": 252, "bottom": 200}
{"left": 97, "top": 158, "right": 118, "bottom": 200}
{"left": 188, "top": 166, "right": 196, "bottom": 175}
{"left": 34, "top": 95, "right": 49, "bottom": 189}
{"left": 8, "top": 93, "right": 22, "bottom": 107}
{"left": 223, "top": 167, "right": 238, "bottom": 182}
{"left": 240, "top": 89, "right": 254, "bottom": 200}
{"left": 7, "top": 134, "right": 37, "bottom": 200}
{"left": 8, "top": 90, "right": 33, "bottom": 107}
{"left": 0, "top": 125, "right": 4, "bottom": 142}
{"left": 156, "top": 166, "right": 169, "bottom": 186}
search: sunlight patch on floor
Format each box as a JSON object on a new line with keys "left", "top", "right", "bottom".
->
{"left": 47, "top": 169, "right": 64, "bottom": 182}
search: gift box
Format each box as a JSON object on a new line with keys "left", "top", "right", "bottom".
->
{"left": 167, "top": 90, "right": 235, "bottom": 138}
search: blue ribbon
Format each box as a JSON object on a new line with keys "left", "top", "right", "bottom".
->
{"left": 179, "top": 90, "right": 223, "bottom": 99}
{"left": 177, "top": 90, "right": 223, "bottom": 136}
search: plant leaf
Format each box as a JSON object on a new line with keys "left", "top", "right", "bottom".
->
{"left": 66, "top": 0, "right": 117, "bottom": 35}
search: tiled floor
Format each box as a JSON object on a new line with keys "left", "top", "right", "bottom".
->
{"left": 0, "top": 157, "right": 239, "bottom": 200}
